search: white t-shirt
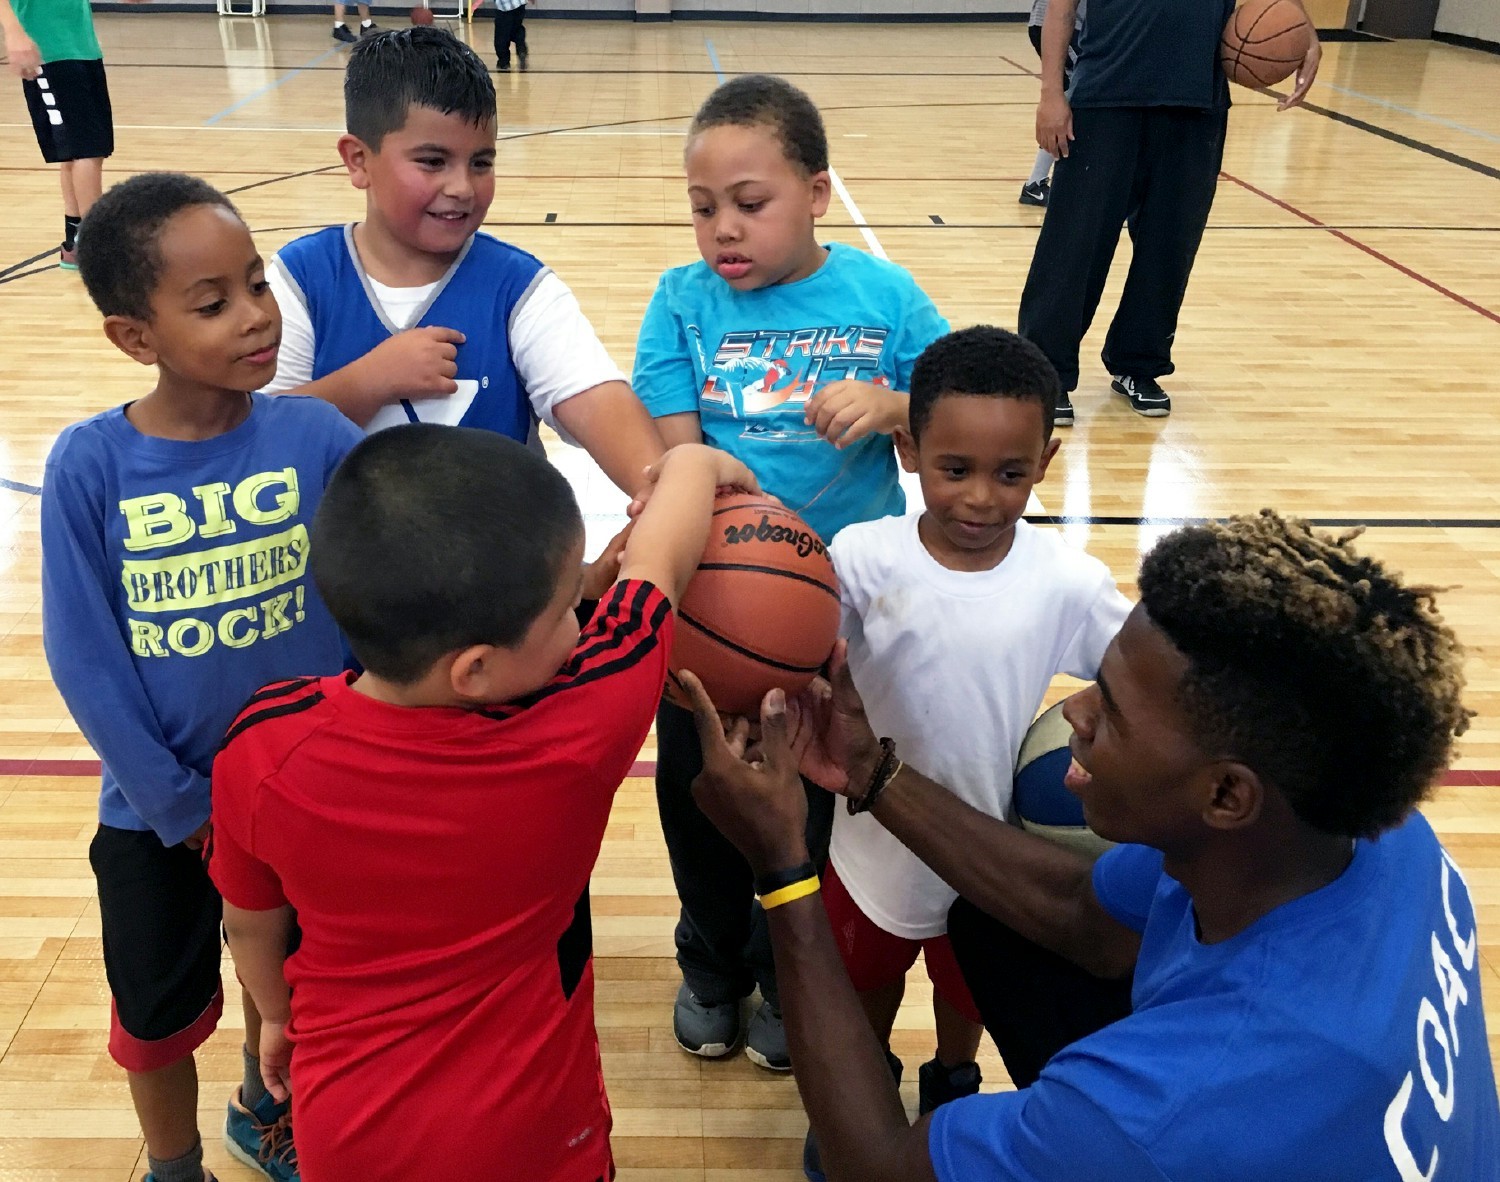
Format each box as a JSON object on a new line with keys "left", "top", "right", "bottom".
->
{"left": 264, "top": 258, "right": 625, "bottom": 438}
{"left": 829, "top": 513, "right": 1131, "bottom": 940}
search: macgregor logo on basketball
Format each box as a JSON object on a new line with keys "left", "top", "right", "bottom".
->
{"left": 723, "top": 514, "right": 827, "bottom": 559}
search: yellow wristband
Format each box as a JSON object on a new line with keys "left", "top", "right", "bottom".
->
{"left": 759, "top": 876, "right": 821, "bottom": 911}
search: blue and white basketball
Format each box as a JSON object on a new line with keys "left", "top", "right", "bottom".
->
{"left": 1013, "top": 699, "right": 1114, "bottom": 860}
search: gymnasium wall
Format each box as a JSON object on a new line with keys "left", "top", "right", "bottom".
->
{"left": 1434, "top": 0, "right": 1500, "bottom": 45}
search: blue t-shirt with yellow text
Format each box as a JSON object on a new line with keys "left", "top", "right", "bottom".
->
{"left": 632, "top": 243, "right": 948, "bottom": 545}
{"left": 40, "top": 394, "right": 361, "bottom": 846}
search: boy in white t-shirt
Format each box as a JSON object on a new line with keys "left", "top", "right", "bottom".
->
{"left": 804, "top": 325, "right": 1131, "bottom": 1179}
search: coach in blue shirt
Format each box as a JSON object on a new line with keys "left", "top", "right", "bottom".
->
{"left": 680, "top": 510, "right": 1499, "bottom": 1182}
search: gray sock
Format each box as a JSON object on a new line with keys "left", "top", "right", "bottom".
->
{"left": 241, "top": 1043, "right": 269, "bottom": 1111}
{"left": 1027, "top": 147, "right": 1055, "bottom": 186}
{"left": 146, "top": 1134, "right": 204, "bottom": 1182}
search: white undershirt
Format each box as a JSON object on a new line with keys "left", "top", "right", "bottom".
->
{"left": 264, "top": 259, "right": 626, "bottom": 439}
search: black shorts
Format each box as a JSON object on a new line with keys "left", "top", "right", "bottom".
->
{"left": 90, "top": 824, "right": 224, "bottom": 1072}
{"left": 1028, "top": 23, "right": 1080, "bottom": 88}
{"left": 23, "top": 58, "right": 114, "bottom": 163}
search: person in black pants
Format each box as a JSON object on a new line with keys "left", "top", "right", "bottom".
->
{"left": 1017, "top": 0, "right": 1320, "bottom": 427}
{"left": 492, "top": 0, "right": 528, "bottom": 71}
{"left": 655, "top": 699, "right": 835, "bottom": 1070}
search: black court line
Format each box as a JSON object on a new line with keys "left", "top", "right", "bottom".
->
{"left": 0, "top": 246, "right": 60, "bottom": 280}
{"left": 0, "top": 477, "right": 42, "bottom": 496}
{"left": 0, "top": 262, "right": 57, "bottom": 286}
{"left": 1262, "top": 87, "right": 1500, "bottom": 182}
{"left": 1025, "top": 514, "right": 1500, "bottom": 530}
{"left": 99, "top": 62, "right": 1040, "bottom": 78}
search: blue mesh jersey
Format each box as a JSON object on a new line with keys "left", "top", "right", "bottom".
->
{"left": 930, "top": 814, "right": 1500, "bottom": 1181}
{"left": 633, "top": 243, "right": 949, "bottom": 545}
{"left": 272, "top": 225, "right": 548, "bottom": 441}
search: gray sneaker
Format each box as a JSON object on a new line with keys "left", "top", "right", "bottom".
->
{"left": 745, "top": 998, "right": 791, "bottom": 1071}
{"left": 673, "top": 983, "right": 740, "bottom": 1059}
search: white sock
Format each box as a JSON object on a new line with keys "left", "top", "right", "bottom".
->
{"left": 1027, "top": 148, "right": 1055, "bottom": 187}
{"left": 361, "top": 17, "right": 372, "bottom": 25}
{"left": 334, "top": 20, "right": 346, "bottom": 26}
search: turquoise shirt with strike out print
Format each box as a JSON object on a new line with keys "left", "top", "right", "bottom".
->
{"left": 632, "top": 242, "right": 948, "bottom": 546}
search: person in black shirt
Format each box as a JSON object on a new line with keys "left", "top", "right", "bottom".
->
{"left": 1018, "top": 0, "right": 1320, "bottom": 426}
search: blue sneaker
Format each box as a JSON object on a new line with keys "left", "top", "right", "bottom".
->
{"left": 225, "top": 1088, "right": 299, "bottom": 1181}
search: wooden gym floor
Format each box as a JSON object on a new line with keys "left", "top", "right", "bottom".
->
{"left": 1, "top": 13, "right": 1498, "bottom": 1179}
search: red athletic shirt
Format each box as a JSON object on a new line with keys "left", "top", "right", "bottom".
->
{"left": 208, "top": 580, "right": 671, "bottom": 1182}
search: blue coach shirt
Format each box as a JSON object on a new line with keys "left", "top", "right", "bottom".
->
{"left": 633, "top": 243, "right": 948, "bottom": 545}
{"left": 930, "top": 813, "right": 1500, "bottom": 1181}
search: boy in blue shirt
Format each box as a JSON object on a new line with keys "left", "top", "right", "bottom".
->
{"left": 41, "top": 173, "right": 363, "bottom": 1182}
{"left": 264, "top": 27, "right": 663, "bottom": 500}
{"left": 632, "top": 73, "right": 949, "bottom": 1070}
{"left": 684, "top": 511, "right": 1498, "bottom": 1182}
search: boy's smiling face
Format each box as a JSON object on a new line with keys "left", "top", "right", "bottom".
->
{"left": 112, "top": 204, "right": 282, "bottom": 395}
{"left": 684, "top": 122, "right": 831, "bottom": 291}
{"left": 896, "top": 394, "right": 1059, "bottom": 573}
{"left": 342, "top": 104, "right": 498, "bottom": 264}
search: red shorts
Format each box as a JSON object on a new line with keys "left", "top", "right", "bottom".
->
{"left": 822, "top": 860, "right": 981, "bottom": 1024}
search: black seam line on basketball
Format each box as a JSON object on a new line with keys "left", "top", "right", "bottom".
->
{"left": 1271, "top": 92, "right": 1500, "bottom": 182}
{"left": 1022, "top": 514, "right": 1500, "bottom": 529}
{"left": 695, "top": 562, "right": 840, "bottom": 601}
{"left": 677, "top": 614, "right": 828, "bottom": 675}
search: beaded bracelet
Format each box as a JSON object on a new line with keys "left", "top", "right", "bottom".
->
{"left": 847, "top": 738, "right": 903, "bottom": 816}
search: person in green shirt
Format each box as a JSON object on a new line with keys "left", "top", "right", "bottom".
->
{"left": 0, "top": 0, "right": 114, "bottom": 270}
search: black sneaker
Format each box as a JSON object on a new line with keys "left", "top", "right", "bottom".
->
{"left": 917, "top": 1057, "right": 982, "bottom": 1116}
{"left": 497, "top": 59, "right": 511, "bottom": 72}
{"left": 518, "top": 51, "right": 530, "bottom": 71}
{"left": 331, "top": 23, "right": 357, "bottom": 42}
{"left": 1054, "top": 391, "right": 1075, "bottom": 428}
{"left": 1111, "top": 375, "right": 1171, "bottom": 417}
{"left": 1019, "top": 178, "right": 1050, "bottom": 207}
{"left": 359, "top": 20, "right": 380, "bottom": 36}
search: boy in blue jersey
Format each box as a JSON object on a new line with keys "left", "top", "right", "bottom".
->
{"left": 41, "top": 173, "right": 363, "bottom": 1182}
{"left": 632, "top": 74, "right": 949, "bottom": 1071}
{"left": 685, "top": 511, "right": 1499, "bottom": 1182}
{"left": 264, "top": 27, "right": 663, "bottom": 499}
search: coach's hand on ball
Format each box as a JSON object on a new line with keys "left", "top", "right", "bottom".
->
{"left": 683, "top": 641, "right": 885, "bottom": 871}
{"left": 682, "top": 670, "right": 812, "bottom": 875}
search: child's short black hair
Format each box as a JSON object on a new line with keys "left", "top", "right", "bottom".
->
{"left": 345, "top": 26, "right": 496, "bottom": 149}
{"left": 1139, "top": 510, "right": 1471, "bottom": 839}
{"left": 689, "top": 74, "right": 828, "bottom": 176}
{"left": 908, "top": 325, "right": 1060, "bottom": 442}
{"left": 311, "top": 425, "right": 584, "bottom": 684}
{"left": 77, "top": 172, "right": 237, "bottom": 321}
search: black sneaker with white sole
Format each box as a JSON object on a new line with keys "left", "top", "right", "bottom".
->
{"left": 1111, "top": 375, "right": 1171, "bottom": 417}
{"left": 1054, "top": 391, "right": 1075, "bottom": 428}
{"left": 1019, "top": 178, "right": 1050, "bottom": 207}
{"left": 332, "top": 23, "right": 357, "bottom": 42}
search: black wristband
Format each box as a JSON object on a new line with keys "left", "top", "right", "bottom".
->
{"left": 755, "top": 860, "right": 817, "bottom": 898}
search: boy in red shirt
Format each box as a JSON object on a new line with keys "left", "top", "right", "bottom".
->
{"left": 208, "top": 425, "right": 754, "bottom": 1182}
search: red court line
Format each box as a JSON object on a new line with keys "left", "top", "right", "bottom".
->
{"left": 1218, "top": 171, "right": 1500, "bottom": 326}
{"left": 3, "top": 756, "right": 1496, "bottom": 787}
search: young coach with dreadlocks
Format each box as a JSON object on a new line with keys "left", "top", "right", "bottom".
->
{"left": 678, "top": 510, "right": 1499, "bottom": 1182}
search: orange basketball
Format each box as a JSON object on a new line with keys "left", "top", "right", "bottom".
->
{"left": 666, "top": 491, "right": 840, "bottom": 716}
{"left": 1220, "top": 0, "right": 1313, "bottom": 88}
{"left": 410, "top": 5, "right": 434, "bottom": 24}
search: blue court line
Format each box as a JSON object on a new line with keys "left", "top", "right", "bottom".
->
{"left": 1318, "top": 82, "right": 1500, "bottom": 145}
{"left": 705, "top": 38, "right": 727, "bottom": 84}
{"left": 204, "top": 44, "right": 347, "bottom": 127}
{"left": 1, "top": 477, "right": 41, "bottom": 496}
